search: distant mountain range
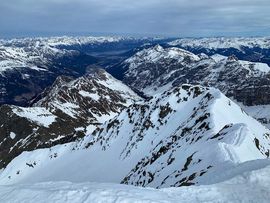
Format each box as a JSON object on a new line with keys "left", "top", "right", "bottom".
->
{"left": 168, "top": 37, "right": 270, "bottom": 66}
{"left": 0, "top": 36, "right": 169, "bottom": 106}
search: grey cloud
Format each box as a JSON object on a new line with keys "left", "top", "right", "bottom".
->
{"left": 0, "top": 0, "right": 270, "bottom": 38}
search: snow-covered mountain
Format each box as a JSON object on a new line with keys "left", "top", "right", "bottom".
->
{"left": 0, "top": 36, "right": 166, "bottom": 106}
{"left": 0, "top": 69, "right": 141, "bottom": 169}
{"left": 34, "top": 68, "right": 140, "bottom": 123}
{"left": 0, "top": 38, "right": 100, "bottom": 106}
{"left": 169, "top": 37, "right": 270, "bottom": 50}
{"left": 1, "top": 84, "right": 269, "bottom": 189}
{"left": 1, "top": 37, "right": 270, "bottom": 202}
{"left": 110, "top": 45, "right": 270, "bottom": 128}
{"left": 167, "top": 37, "right": 270, "bottom": 68}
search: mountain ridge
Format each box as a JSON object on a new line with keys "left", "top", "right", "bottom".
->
{"left": 1, "top": 84, "right": 269, "bottom": 189}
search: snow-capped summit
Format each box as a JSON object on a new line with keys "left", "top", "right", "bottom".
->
{"left": 1, "top": 84, "right": 269, "bottom": 189}
{"left": 35, "top": 68, "right": 141, "bottom": 122}
{"left": 120, "top": 45, "right": 202, "bottom": 93}
{"left": 125, "top": 45, "right": 200, "bottom": 66}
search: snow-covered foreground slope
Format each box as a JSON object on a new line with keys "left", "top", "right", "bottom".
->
{"left": 1, "top": 85, "right": 269, "bottom": 189}
{"left": 0, "top": 159, "right": 270, "bottom": 203}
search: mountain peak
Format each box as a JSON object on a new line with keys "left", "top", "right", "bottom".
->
{"left": 0, "top": 70, "right": 141, "bottom": 169}
{"left": 1, "top": 84, "right": 269, "bottom": 188}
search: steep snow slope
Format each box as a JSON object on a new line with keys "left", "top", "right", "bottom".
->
{"left": 0, "top": 69, "right": 141, "bottom": 169}
{"left": 1, "top": 85, "right": 269, "bottom": 188}
{"left": 1, "top": 159, "right": 270, "bottom": 203}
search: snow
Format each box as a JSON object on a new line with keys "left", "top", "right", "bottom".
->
{"left": 237, "top": 103, "right": 270, "bottom": 129}
{"left": 9, "top": 132, "right": 16, "bottom": 139}
{"left": 0, "top": 85, "right": 270, "bottom": 202}
{"left": 211, "top": 54, "right": 227, "bottom": 62}
{"left": 79, "top": 90, "right": 100, "bottom": 101}
{"left": 12, "top": 107, "right": 57, "bottom": 128}
{"left": 48, "top": 101, "right": 80, "bottom": 119}
{"left": 0, "top": 161, "right": 270, "bottom": 203}
{"left": 168, "top": 37, "right": 270, "bottom": 50}
{"left": 33, "top": 69, "right": 142, "bottom": 126}
{"left": 125, "top": 45, "right": 200, "bottom": 72}
{"left": 210, "top": 54, "right": 270, "bottom": 76}
{"left": 96, "top": 71, "right": 142, "bottom": 105}
{"left": 0, "top": 36, "right": 125, "bottom": 75}
{"left": 239, "top": 60, "right": 270, "bottom": 73}
{"left": 1, "top": 85, "right": 269, "bottom": 188}
{"left": 45, "top": 36, "right": 126, "bottom": 46}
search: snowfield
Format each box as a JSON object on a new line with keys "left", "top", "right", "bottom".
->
{"left": 0, "top": 160, "right": 270, "bottom": 203}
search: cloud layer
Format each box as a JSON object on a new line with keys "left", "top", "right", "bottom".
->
{"left": 1, "top": 0, "right": 270, "bottom": 37}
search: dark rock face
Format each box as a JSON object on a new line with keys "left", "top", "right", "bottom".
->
{"left": 233, "top": 77, "right": 270, "bottom": 106}
{"left": 0, "top": 105, "right": 81, "bottom": 169}
{"left": 0, "top": 69, "right": 141, "bottom": 169}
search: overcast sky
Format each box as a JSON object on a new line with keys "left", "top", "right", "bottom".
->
{"left": 1, "top": 0, "right": 270, "bottom": 38}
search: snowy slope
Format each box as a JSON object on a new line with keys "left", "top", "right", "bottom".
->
{"left": 122, "top": 45, "right": 202, "bottom": 94}
{"left": 11, "top": 107, "right": 57, "bottom": 128}
{"left": 1, "top": 160, "right": 270, "bottom": 203}
{"left": 0, "top": 70, "right": 141, "bottom": 169}
{"left": 1, "top": 85, "right": 269, "bottom": 188}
